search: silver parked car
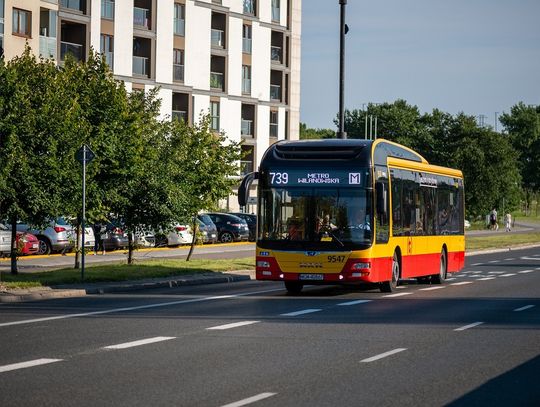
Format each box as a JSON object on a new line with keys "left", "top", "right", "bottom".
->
{"left": 0, "top": 223, "right": 12, "bottom": 257}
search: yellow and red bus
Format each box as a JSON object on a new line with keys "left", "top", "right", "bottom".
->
{"left": 238, "top": 139, "right": 465, "bottom": 293}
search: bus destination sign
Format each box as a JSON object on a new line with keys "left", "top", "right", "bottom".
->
{"left": 267, "top": 170, "right": 368, "bottom": 187}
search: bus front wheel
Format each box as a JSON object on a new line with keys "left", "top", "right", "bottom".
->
{"left": 285, "top": 281, "right": 304, "bottom": 294}
{"left": 432, "top": 249, "right": 447, "bottom": 284}
{"left": 380, "top": 253, "right": 400, "bottom": 293}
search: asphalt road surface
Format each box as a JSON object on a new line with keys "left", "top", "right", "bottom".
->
{"left": 1, "top": 247, "right": 539, "bottom": 406}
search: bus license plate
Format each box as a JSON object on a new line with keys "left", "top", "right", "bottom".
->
{"left": 299, "top": 274, "right": 324, "bottom": 281}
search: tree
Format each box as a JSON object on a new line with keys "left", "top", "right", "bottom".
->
{"left": 166, "top": 116, "right": 242, "bottom": 261}
{"left": 299, "top": 123, "right": 335, "bottom": 139}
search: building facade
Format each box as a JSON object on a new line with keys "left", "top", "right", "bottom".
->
{"left": 0, "top": 0, "right": 301, "bottom": 211}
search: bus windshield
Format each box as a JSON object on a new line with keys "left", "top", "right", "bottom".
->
{"left": 258, "top": 187, "right": 373, "bottom": 250}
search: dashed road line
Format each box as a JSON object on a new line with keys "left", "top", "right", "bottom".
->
{"left": 504, "top": 258, "right": 515, "bottom": 261}
{"left": 514, "top": 305, "right": 535, "bottom": 312}
{"left": 221, "top": 393, "right": 277, "bottom": 407}
{"left": 519, "top": 269, "right": 534, "bottom": 274}
{"left": 360, "top": 348, "right": 407, "bottom": 363}
{"left": 454, "top": 322, "right": 484, "bottom": 331}
{"left": 0, "top": 358, "right": 63, "bottom": 373}
{"left": 419, "top": 286, "right": 446, "bottom": 291}
{"left": 471, "top": 263, "right": 483, "bottom": 266}
{"left": 207, "top": 321, "right": 260, "bottom": 330}
{"left": 488, "top": 260, "right": 500, "bottom": 264}
{"left": 337, "top": 300, "right": 371, "bottom": 306}
{"left": 451, "top": 281, "right": 473, "bottom": 286}
{"left": 478, "top": 277, "right": 496, "bottom": 281}
{"left": 281, "top": 309, "right": 322, "bottom": 317}
{"left": 500, "top": 273, "right": 516, "bottom": 277}
{"left": 103, "top": 336, "right": 176, "bottom": 350}
{"left": 488, "top": 271, "right": 505, "bottom": 274}
{"left": 383, "top": 292, "right": 413, "bottom": 298}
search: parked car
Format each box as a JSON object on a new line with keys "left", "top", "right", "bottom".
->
{"left": 196, "top": 214, "right": 218, "bottom": 244}
{"left": 12, "top": 219, "right": 72, "bottom": 255}
{"left": 0, "top": 223, "right": 12, "bottom": 257}
{"left": 134, "top": 230, "right": 156, "bottom": 247}
{"left": 229, "top": 212, "right": 257, "bottom": 241}
{"left": 102, "top": 221, "right": 129, "bottom": 251}
{"left": 166, "top": 224, "right": 194, "bottom": 246}
{"left": 59, "top": 217, "right": 95, "bottom": 253}
{"left": 206, "top": 213, "right": 250, "bottom": 243}
{"left": 16, "top": 231, "right": 40, "bottom": 255}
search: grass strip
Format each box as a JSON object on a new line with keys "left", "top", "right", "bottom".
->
{"left": 1, "top": 257, "right": 254, "bottom": 288}
{"left": 466, "top": 232, "right": 540, "bottom": 251}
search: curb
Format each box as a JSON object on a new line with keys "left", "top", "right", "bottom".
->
{"left": 466, "top": 243, "right": 540, "bottom": 257}
{"left": 0, "top": 288, "right": 87, "bottom": 303}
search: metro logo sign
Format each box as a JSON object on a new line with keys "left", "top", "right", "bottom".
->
{"left": 349, "top": 173, "right": 361, "bottom": 185}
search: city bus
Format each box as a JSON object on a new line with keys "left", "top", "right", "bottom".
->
{"left": 238, "top": 139, "right": 465, "bottom": 293}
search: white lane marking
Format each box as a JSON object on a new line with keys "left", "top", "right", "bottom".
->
{"left": 0, "top": 288, "right": 284, "bottom": 328}
{"left": 419, "top": 286, "right": 446, "bottom": 291}
{"left": 207, "top": 321, "right": 260, "bottom": 330}
{"left": 0, "top": 358, "right": 63, "bottom": 373}
{"left": 500, "top": 273, "right": 516, "bottom": 277}
{"left": 360, "top": 348, "right": 407, "bottom": 363}
{"left": 470, "top": 271, "right": 484, "bottom": 274}
{"left": 337, "top": 300, "right": 371, "bottom": 306}
{"left": 478, "top": 277, "right": 496, "bottom": 281}
{"left": 514, "top": 305, "right": 535, "bottom": 312}
{"left": 488, "top": 271, "right": 505, "bottom": 274}
{"left": 488, "top": 260, "right": 500, "bottom": 264}
{"left": 454, "top": 322, "right": 484, "bottom": 331}
{"left": 281, "top": 309, "right": 322, "bottom": 317}
{"left": 451, "top": 281, "right": 473, "bottom": 286}
{"left": 221, "top": 392, "right": 277, "bottom": 407}
{"left": 471, "top": 263, "right": 483, "bottom": 266}
{"left": 504, "top": 258, "right": 515, "bottom": 261}
{"left": 103, "top": 336, "right": 176, "bottom": 350}
{"left": 455, "top": 275, "right": 467, "bottom": 278}
{"left": 446, "top": 277, "right": 457, "bottom": 281}
{"left": 518, "top": 269, "right": 534, "bottom": 274}
{"left": 536, "top": 267, "right": 540, "bottom": 270}
{"left": 521, "top": 256, "right": 540, "bottom": 261}
{"left": 383, "top": 292, "right": 413, "bottom": 298}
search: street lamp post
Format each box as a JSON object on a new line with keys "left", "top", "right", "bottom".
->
{"left": 337, "top": 0, "right": 348, "bottom": 139}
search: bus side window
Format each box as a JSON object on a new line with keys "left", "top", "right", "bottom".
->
{"left": 375, "top": 167, "right": 389, "bottom": 243}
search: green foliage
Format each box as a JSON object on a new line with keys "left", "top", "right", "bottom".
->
{"left": 299, "top": 123, "right": 335, "bottom": 139}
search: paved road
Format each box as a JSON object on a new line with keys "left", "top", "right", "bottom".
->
{"left": 1, "top": 247, "right": 539, "bottom": 406}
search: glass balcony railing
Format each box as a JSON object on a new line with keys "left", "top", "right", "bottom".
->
{"left": 174, "top": 18, "right": 185, "bottom": 36}
{"left": 61, "top": 0, "right": 83, "bottom": 12}
{"left": 210, "top": 72, "right": 224, "bottom": 90}
{"left": 60, "top": 41, "right": 84, "bottom": 62}
{"left": 133, "top": 55, "right": 149, "bottom": 76}
{"left": 172, "top": 110, "right": 188, "bottom": 122}
{"left": 40, "top": 36, "right": 57, "bottom": 60}
{"left": 173, "top": 64, "right": 184, "bottom": 81}
{"left": 270, "top": 84, "right": 281, "bottom": 101}
{"left": 241, "top": 119, "right": 253, "bottom": 137}
{"left": 243, "top": 1, "right": 255, "bottom": 15}
{"left": 133, "top": 7, "right": 150, "bottom": 29}
{"left": 240, "top": 160, "right": 253, "bottom": 176}
{"left": 272, "top": 7, "right": 280, "bottom": 22}
{"left": 242, "top": 79, "right": 251, "bottom": 94}
{"left": 211, "top": 29, "right": 225, "bottom": 48}
{"left": 271, "top": 46, "right": 282, "bottom": 63}
{"left": 242, "top": 38, "right": 251, "bottom": 54}
{"left": 101, "top": 0, "right": 114, "bottom": 19}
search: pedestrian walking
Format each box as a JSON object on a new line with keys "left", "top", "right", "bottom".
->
{"left": 505, "top": 213, "right": 512, "bottom": 232}
{"left": 489, "top": 208, "right": 498, "bottom": 231}
{"left": 93, "top": 222, "right": 106, "bottom": 255}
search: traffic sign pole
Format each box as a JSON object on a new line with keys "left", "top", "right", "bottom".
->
{"left": 76, "top": 144, "right": 95, "bottom": 282}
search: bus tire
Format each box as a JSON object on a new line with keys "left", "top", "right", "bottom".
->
{"left": 285, "top": 281, "right": 304, "bottom": 294}
{"left": 432, "top": 249, "right": 447, "bottom": 284}
{"left": 380, "top": 252, "right": 400, "bottom": 293}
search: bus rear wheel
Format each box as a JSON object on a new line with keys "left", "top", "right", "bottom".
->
{"left": 431, "top": 249, "right": 447, "bottom": 284}
{"left": 380, "top": 252, "right": 400, "bottom": 293}
{"left": 285, "top": 281, "right": 304, "bottom": 294}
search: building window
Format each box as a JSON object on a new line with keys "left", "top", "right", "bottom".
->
{"left": 270, "top": 111, "right": 278, "bottom": 138}
{"left": 100, "top": 34, "right": 114, "bottom": 69}
{"left": 210, "top": 101, "right": 220, "bottom": 131}
{"left": 243, "top": 0, "right": 256, "bottom": 16}
{"left": 174, "top": 3, "right": 185, "bottom": 36}
{"left": 101, "top": 0, "right": 114, "bottom": 19}
{"left": 242, "top": 65, "right": 251, "bottom": 94}
{"left": 173, "top": 48, "right": 184, "bottom": 81}
{"left": 61, "top": 0, "right": 86, "bottom": 13}
{"left": 12, "top": 8, "right": 31, "bottom": 38}
{"left": 39, "top": 8, "right": 57, "bottom": 59}
{"left": 242, "top": 24, "right": 251, "bottom": 54}
{"left": 271, "top": 0, "right": 280, "bottom": 22}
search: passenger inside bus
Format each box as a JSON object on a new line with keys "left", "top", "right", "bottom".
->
{"left": 287, "top": 219, "right": 303, "bottom": 240}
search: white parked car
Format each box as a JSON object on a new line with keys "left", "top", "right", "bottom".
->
{"left": 134, "top": 230, "right": 156, "bottom": 247}
{"left": 167, "top": 225, "right": 193, "bottom": 246}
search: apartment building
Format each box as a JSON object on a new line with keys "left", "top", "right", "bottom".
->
{"left": 0, "top": 0, "right": 301, "bottom": 210}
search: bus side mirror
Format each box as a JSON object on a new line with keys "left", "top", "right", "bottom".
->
{"left": 376, "top": 182, "right": 387, "bottom": 216}
{"left": 238, "top": 172, "right": 258, "bottom": 207}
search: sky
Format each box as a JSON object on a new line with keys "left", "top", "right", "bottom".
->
{"left": 300, "top": 0, "right": 540, "bottom": 130}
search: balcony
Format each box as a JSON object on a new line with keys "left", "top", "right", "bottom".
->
{"left": 173, "top": 64, "right": 184, "bottom": 81}
{"left": 243, "top": 1, "right": 255, "bottom": 15}
{"left": 271, "top": 46, "right": 282, "bottom": 63}
{"left": 211, "top": 29, "right": 224, "bottom": 48}
{"left": 172, "top": 110, "right": 187, "bottom": 122}
{"left": 242, "top": 79, "right": 251, "bottom": 94}
{"left": 240, "top": 160, "right": 253, "bottom": 176}
{"left": 241, "top": 119, "right": 253, "bottom": 137}
{"left": 210, "top": 72, "right": 224, "bottom": 91}
{"left": 270, "top": 84, "right": 281, "bottom": 101}
{"left": 102, "top": 0, "right": 114, "bottom": 19}
{"left": 133, "top": 7, "right": 150, "bottom": 29}
{"left": 40, "top": 36, "right": 57, "bottom": 59}
{"left": 242, "top": 38, "right": 252, "bottom": 54}
{"left": 174, "top": 18, "right": 185, "bottom": 36}
{"left": 61, "top": 0, "right": 85, "bottom": 13}
{"left": 60, "top": 41, "right": 84, "bottom": 62}
{"left": 133, "top": 55, "right": 149, "bottom": 76}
